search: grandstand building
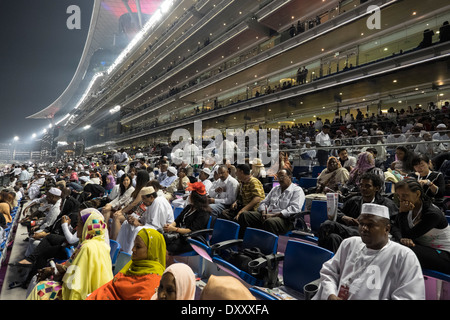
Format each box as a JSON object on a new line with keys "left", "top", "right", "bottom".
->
{"left": 27, "top": 0, "right": 450, "bottom": 155}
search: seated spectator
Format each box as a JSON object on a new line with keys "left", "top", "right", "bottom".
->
{"left": 116, "top": 186, "right": 173, "bottom": 254}
{"left": 111, "top": 170, "right": 149, "bottom": 240}
{"left": 318, "top": 173, "right": 399, "bottom": 252}
{"left": 160, "top": 166, "right": 177, "bottom": 189}
{"left": 156, "top": 162, "right": 169, "bottom": 183}
{"left": 407, "top": 154, "right": 445, "bottom": 208}
{"left": 313, "top": 203, "right": 425, "bottom": 300}
{"left": 103, "top": 174, "right": 116, "bottom": 196}
{"left": 198, "top": 168, "right": 213, "bottom": 195}
{"left": 87, "top": 228, "right": 166, "bottom": 300}
{"left": 237, "top": 168, "right": 305, "bottom": 236}
{"left": 208, "top": 165, "right": 240, "bottom": 220}
{"left": 432, "top": 123, "right": 450, "bottom": 149}
{"left": 390, "top": 146, "right": 414, "bottom": 176}
{"left": 346, "top": 151, "right": 385, "bottom": 192}
{"left": 337, "top": 148, "right": 356, "bottom": 172}
{"left": 166, "top": 167, "right": 190, "bottom": 196}
{"left": 199, "top": 275, "right": 256, "bottom": 300}
{"left": 27, "top": 209, "right": 113, "bottom": 300}
{"left": 151, "top": 263, "right": 196, "bottom": 300}
{"left": 0, "top": 190, "right": 15, "bottom": 228}
{"left": 394, "top": 178, "right": 450, "bottom": 274}
{"left": 22, "top": 188, "right": 62, "bottom": 237}
{"left": 415, "top": 132, "right": 442, "bottom": 157}
{"left": 317, "top": 156, "right": 349, "bottom": 193}
{"left": 26, "top": 171, "right": 46, "bottom": 200}
{"left": 102, "top": 174, "right": 135, "bottom": 223}
{"left": 219, "top": 164, "right": 265, "bottom": 224}
{"left": 304, "top": 156, "right": 350, "bottom": 209}
{"left": 250, "top": 158, "right": 267, "bottom": 179}
{"left": 163, "top": 182, "right": 210, "bottom": 259}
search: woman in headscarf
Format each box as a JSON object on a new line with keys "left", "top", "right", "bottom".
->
{"left": 151, "top": 263, "right": 196, "bottom": 300}
{"left": 87, "top": 228, "right": 166, "bottom": 300}
{"left": 304, "top": 156, "right": 350, "bottom": 210}
{"left": 346, "top": 151, "right": 384, "bottom": 191}
{"left": 27, "top": 208, "right": 113, "bottom": 300}
{"left": 316, "top": 156, "right": 349, "bottom": 193}
{"left": 104, "top": 174, "right": 116, "bottom": 196}
{"left": 199, "top": 275, "right": 256, "bottom": 300}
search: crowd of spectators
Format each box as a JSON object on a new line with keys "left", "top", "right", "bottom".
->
{"left": 1, "top": 100, "right": 450, "bottom": 300}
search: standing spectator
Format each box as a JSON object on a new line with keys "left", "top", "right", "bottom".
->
{"left": 315, "top": 124, "right": 332, "bottom": 166}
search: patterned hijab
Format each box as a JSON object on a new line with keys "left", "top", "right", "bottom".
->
{"left": 121, "top": 228, "right": 166, "bottom": 276}
{"left": 79, "top": 208, "right": 107, "bottom": 242}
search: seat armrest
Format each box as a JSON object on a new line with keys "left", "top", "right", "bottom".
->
{"left": 210, "top": 239, "right": 243, "bottom": 254}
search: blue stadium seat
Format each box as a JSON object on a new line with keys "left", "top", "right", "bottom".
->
{"left": 110, "top": 239, "right": 121, "bottom": 265}
{"left": 211, "top": 228, "right": 279, "bottom": 288}
{"left": 311, "top": 166, "right": 326, "bottom": 177}
{"left": 173, "top": 207, "right": 183, "bottom": 219}
{"left": 249, "top": 240, "right": 334, "bottom": 300}
{"left": 288, "top": 200, "right": 328, "bottom": 243}
{"left": 113, "top": 251, "right": 132, "bottom": 275}
{"left": 187, "top": 218, "right": 240, "bottom": 263}
{"left": 298, "top": 177, "right": 318, "bottom": 189}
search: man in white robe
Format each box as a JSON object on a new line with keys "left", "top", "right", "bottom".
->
{"left": 313, "top": 203, "right": 425, "bottom": 300}
{"left": 116, "top": 186, "right": 174, "bottom": 254}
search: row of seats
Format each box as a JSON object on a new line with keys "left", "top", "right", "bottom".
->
{"left": 114, "top": 200, "right": 450, "bottom": 299}
{"left": 0, "top": 198, "right": 22, "bottom": 265}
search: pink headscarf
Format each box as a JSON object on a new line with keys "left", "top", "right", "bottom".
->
{"left": 349, "top": 151, "right": 375, "bottom": 183}
{"left": 151, "top": 263, "right": 196, "bottom": 300}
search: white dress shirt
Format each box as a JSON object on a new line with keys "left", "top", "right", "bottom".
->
{"left": 258, "top": 183, "right": 305, "bottom": 218}
{"left": 208, "top": 175, "right": 239, "bottom": 206}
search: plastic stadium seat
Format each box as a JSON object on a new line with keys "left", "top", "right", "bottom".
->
{"left": 110, "top": 239, "right": 121, "bottom": 265}
{"left": 211, "top": 228, "right": 279, "bottom": 288}
{"left": 173, "top": 207, "right": 184, "bottom": 219}
{"left": 249, "top": 240, "right": 334, "bottom": 300}
{"left": 170, "top": 216, "right": 213, "bottom": 276}
{"left": 292, "top": 166, "right": 310, "bottom": 179}
{"left": 385, "top": 181, "right": 393, "bottom": 194}
{"left": 288, "top": 200, "right": 328, "bottom": 243}
{"left": 311, "top": 166, "right": 326, "bottom": 177}
{"left": 298, "top": 177, "right": 318, "bottom": 189}
{"left": 113, "top": 251, "right": 132, "bottom": 275}
{"left": 423, "top": 269, "right": 450, "bottom": 283}
{"left": 187, "top": 218, "right": 240, "bottom": 263}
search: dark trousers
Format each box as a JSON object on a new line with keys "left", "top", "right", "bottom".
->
{"left": 25, "top": 234, "right": 69, "bottom": 284}
{"left": 317, "top": 149, "right": 329, "bottom": 167}
{"left": 318, "top": 220, "right": 359, "bottom": 253}
{"left": 237, "top": 211, "right": 294, "bottom": 238}
{"left": 409, "top": 244, "right": 450, "bottom": 274}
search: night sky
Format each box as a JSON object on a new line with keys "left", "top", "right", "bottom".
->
{"left": 0, "top": 0, "right": 93, "bottom": 145}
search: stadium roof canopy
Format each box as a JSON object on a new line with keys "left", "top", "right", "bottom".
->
{"left": 27, "top": 0, "right": 162, "bottom": 120}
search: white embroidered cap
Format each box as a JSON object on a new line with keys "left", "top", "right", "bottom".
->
{"left": 361, "top": 203, "right": 389, "bottom": 219}
{"left": 48, "top": 187, "right": 62, "bottom": 197}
